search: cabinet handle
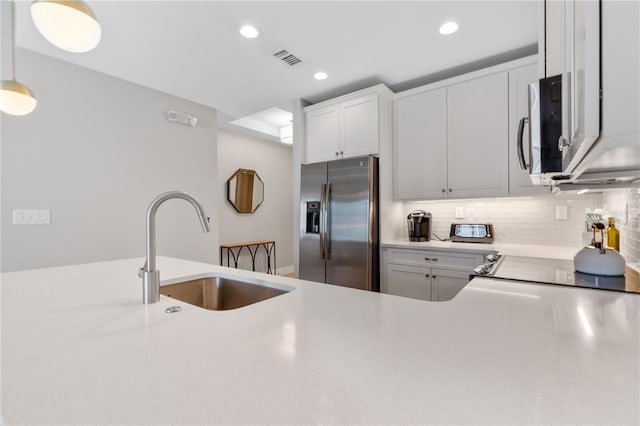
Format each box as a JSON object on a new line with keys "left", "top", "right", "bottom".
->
{"left": 432, "top": 275, "right": 437, "bottom": 279}
{"left": 335, "top": 152, "right": 339, "bottom": 157}
{"left": 339, "top": 150, "right": 344, "bottom": 155}
{"left": 448, "top": 188, "right": 452, "bottom": 192}
{"left": 424, "top": 257, "right": 438, "bottom": 261}
{"left": 441, "top": 189, "right": 446, "bottom": 193}
{"left": 425, "top": 273, "right": 430, "bottom": 278}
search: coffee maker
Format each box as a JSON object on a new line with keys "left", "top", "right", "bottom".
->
{"left": 407, "top": 210, "right": 432, "bottom": 242}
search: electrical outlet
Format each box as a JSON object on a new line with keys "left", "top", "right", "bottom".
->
{"left": 13, "top": 209, "right": 51, "bottom": 225}
{"left": 455, "top": 207, "right": 464, "bottom": 219}
{"left": 555, "top": 205, "right": 568, "bottom": 221}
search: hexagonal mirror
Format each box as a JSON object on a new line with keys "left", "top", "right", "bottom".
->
{"left": 226, "top": 169, "right": 264, "bottom": 213}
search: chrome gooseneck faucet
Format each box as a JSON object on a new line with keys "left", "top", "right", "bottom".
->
{"left": 140, "top": 191, "right": 210, "bottom": 304}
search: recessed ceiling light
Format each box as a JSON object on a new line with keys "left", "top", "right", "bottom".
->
{"left": 439, "top": 21, "right": 459, "bottom": 35}
{"left": 239, "top": 25, "right": 260, "bottom": 39}
{"left": 314, "top": 72, "right": 328, "bottom": 81}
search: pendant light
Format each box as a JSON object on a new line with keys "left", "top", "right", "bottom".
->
{"left": 30, "top": 0, "right": 102, "bottom": 53}
{"left": 0, "top": 1, "right": 37, "bottom": 116}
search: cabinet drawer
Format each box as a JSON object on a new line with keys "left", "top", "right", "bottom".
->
{"left": 385, "top": 248, "right": 485, "bottom": 269}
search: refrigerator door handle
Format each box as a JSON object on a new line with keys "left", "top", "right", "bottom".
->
{"left": 320, "top": 183, "right": 326, "bottom": 260}
{"left": 324, "top": 182, "right": 331, "bottom": 260}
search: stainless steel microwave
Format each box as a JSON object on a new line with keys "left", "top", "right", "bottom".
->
{"left": 517, "top": 75, "right": 564, "bottom": 185}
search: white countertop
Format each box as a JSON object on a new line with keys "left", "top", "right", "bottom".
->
{"left": 382, "top": 240, "right": 582, "bottom": 259}
{"left": 2, "top": 257, "right": 639, "bottom": 424}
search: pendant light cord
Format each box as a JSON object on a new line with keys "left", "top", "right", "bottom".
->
{"left": 10, "top": 0, "right": 16, "bottom": 81}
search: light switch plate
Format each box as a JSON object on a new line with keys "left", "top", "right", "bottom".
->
{"left": 13, "top": 209, "right": 51, "bottom": 225}
{"left": 455, "top": 207, "right": 464, "bottom": 219}
{"left": 555, "top": 205, "right": 568, "bottom": 221}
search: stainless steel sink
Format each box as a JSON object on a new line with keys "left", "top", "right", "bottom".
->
{"left": 160, "top": 276, "right": 290, "bottom": 310}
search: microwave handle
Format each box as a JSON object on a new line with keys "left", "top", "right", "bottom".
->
{"left": 517, "top": 117, "right": 529, "bottom": 170}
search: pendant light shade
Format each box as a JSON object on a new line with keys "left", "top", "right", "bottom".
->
{"left": 1, "top": 1, "right": 37, "bottom": 116}
{"left": 30, "top": 0, "right": 102, "bottom": 53}
{"left": 0, "top": 80, "right": 38, "bottom": 116}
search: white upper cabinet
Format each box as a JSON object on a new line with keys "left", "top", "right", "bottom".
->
{"left": 341, "top": 94, "right": 379, "bottom": 158}
{"left": 393, "top": 56, "right": 541, "bottom": 201}
{"left": 304, "top": 86, "right": 392, "bottom": 164}
{"left": 447, "top": 71, "right": 509, "bottom": 198}
{"left": 560, "top": 0, "right": 601, "bottom": 174}
{"left": 539, "top": 0, "right": 564, "bottom": 78}
{"left": 394, "top": 88, "right": 447, "bottom": 199}
{"left": 508, "top": 63, "right": 549, "bottom": 195}
{"left": 305, "top": 105, "right": 341, "bottom": 163}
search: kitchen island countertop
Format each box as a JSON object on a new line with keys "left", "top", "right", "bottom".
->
{"left": 2, "top": 257, "right": 638, "bottom": 424}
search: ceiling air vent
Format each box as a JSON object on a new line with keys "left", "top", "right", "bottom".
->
{"left": 272, "top": 49, "right": 303, "bottom": 67}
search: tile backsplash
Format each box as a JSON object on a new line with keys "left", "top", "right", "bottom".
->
{"left": 603, "top": 188, "right": 640, "bottom": 266}
{"left": 403, "top": 193, "right": 604, "bottom": 247}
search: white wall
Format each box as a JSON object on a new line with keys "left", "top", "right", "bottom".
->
{"left": 1, "top": 49, "right": 219, "bottom": 272}
{"left": 402, "top": 193, "right": 604, "bottom": 247}
{"left": 291, "top": 98, "right": 309, "bottom": 277}
{"left": 217, "top": 130, "right": 293, "bottom": 273}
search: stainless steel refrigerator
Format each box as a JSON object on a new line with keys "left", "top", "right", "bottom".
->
{"left": 299, "top": 155, "right": 379, "bottom": 291}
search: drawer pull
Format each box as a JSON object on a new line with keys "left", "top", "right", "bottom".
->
{"left": 424, "top": 257, "right": 439, "bottom": 261}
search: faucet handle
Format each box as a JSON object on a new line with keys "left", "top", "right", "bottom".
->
{"left": 138, "top": 260, "right": 148, "bottom": 278}
{"left": 138, "top": 260, "right": 149, "bottom": 278}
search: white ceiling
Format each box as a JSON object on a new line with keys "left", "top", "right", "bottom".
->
{"left": 14, "top": 1, "right": 538, "bottom": 123}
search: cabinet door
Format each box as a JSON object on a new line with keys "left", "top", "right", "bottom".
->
{"left": 508, "top": 64, "right": 549, "bottom": 195}
{"left": 394, "top": 88, "right": 448, "bottom": 199}
{"left": 447, "top": 72, "right": 509, "bottom": 198}
{"left": 431, "top": 268, "right": 470, "bottom": 302}
{"left": 543, "top": 0, "right": 565, "bottom": 78}
{"left": 385, "top": 264, "right": 431, "bottom": 301}
{"left": 306, "top": 105, "right": 340, "bottom": 164}
{"left": 341, "top": 94, "right": 379, "bottom": 158}
{"left": 562, "top": 0, "right": 600, "bottom": 172}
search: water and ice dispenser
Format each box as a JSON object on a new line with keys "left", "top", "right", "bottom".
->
{"left": 305, "top": 202, "right": 320, "bottom": 234}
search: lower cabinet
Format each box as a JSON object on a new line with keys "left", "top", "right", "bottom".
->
{"left": 386, "top": 264, "right": 432, "bottom": 301}
{"left": 384, "top": 263, "right": 470, "bottom": 302}
{"left": 381, "top": 247, "right": 491, "bottom": 302}
{"left": 430, "top": 268, "right": 471, "bottom": 302}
